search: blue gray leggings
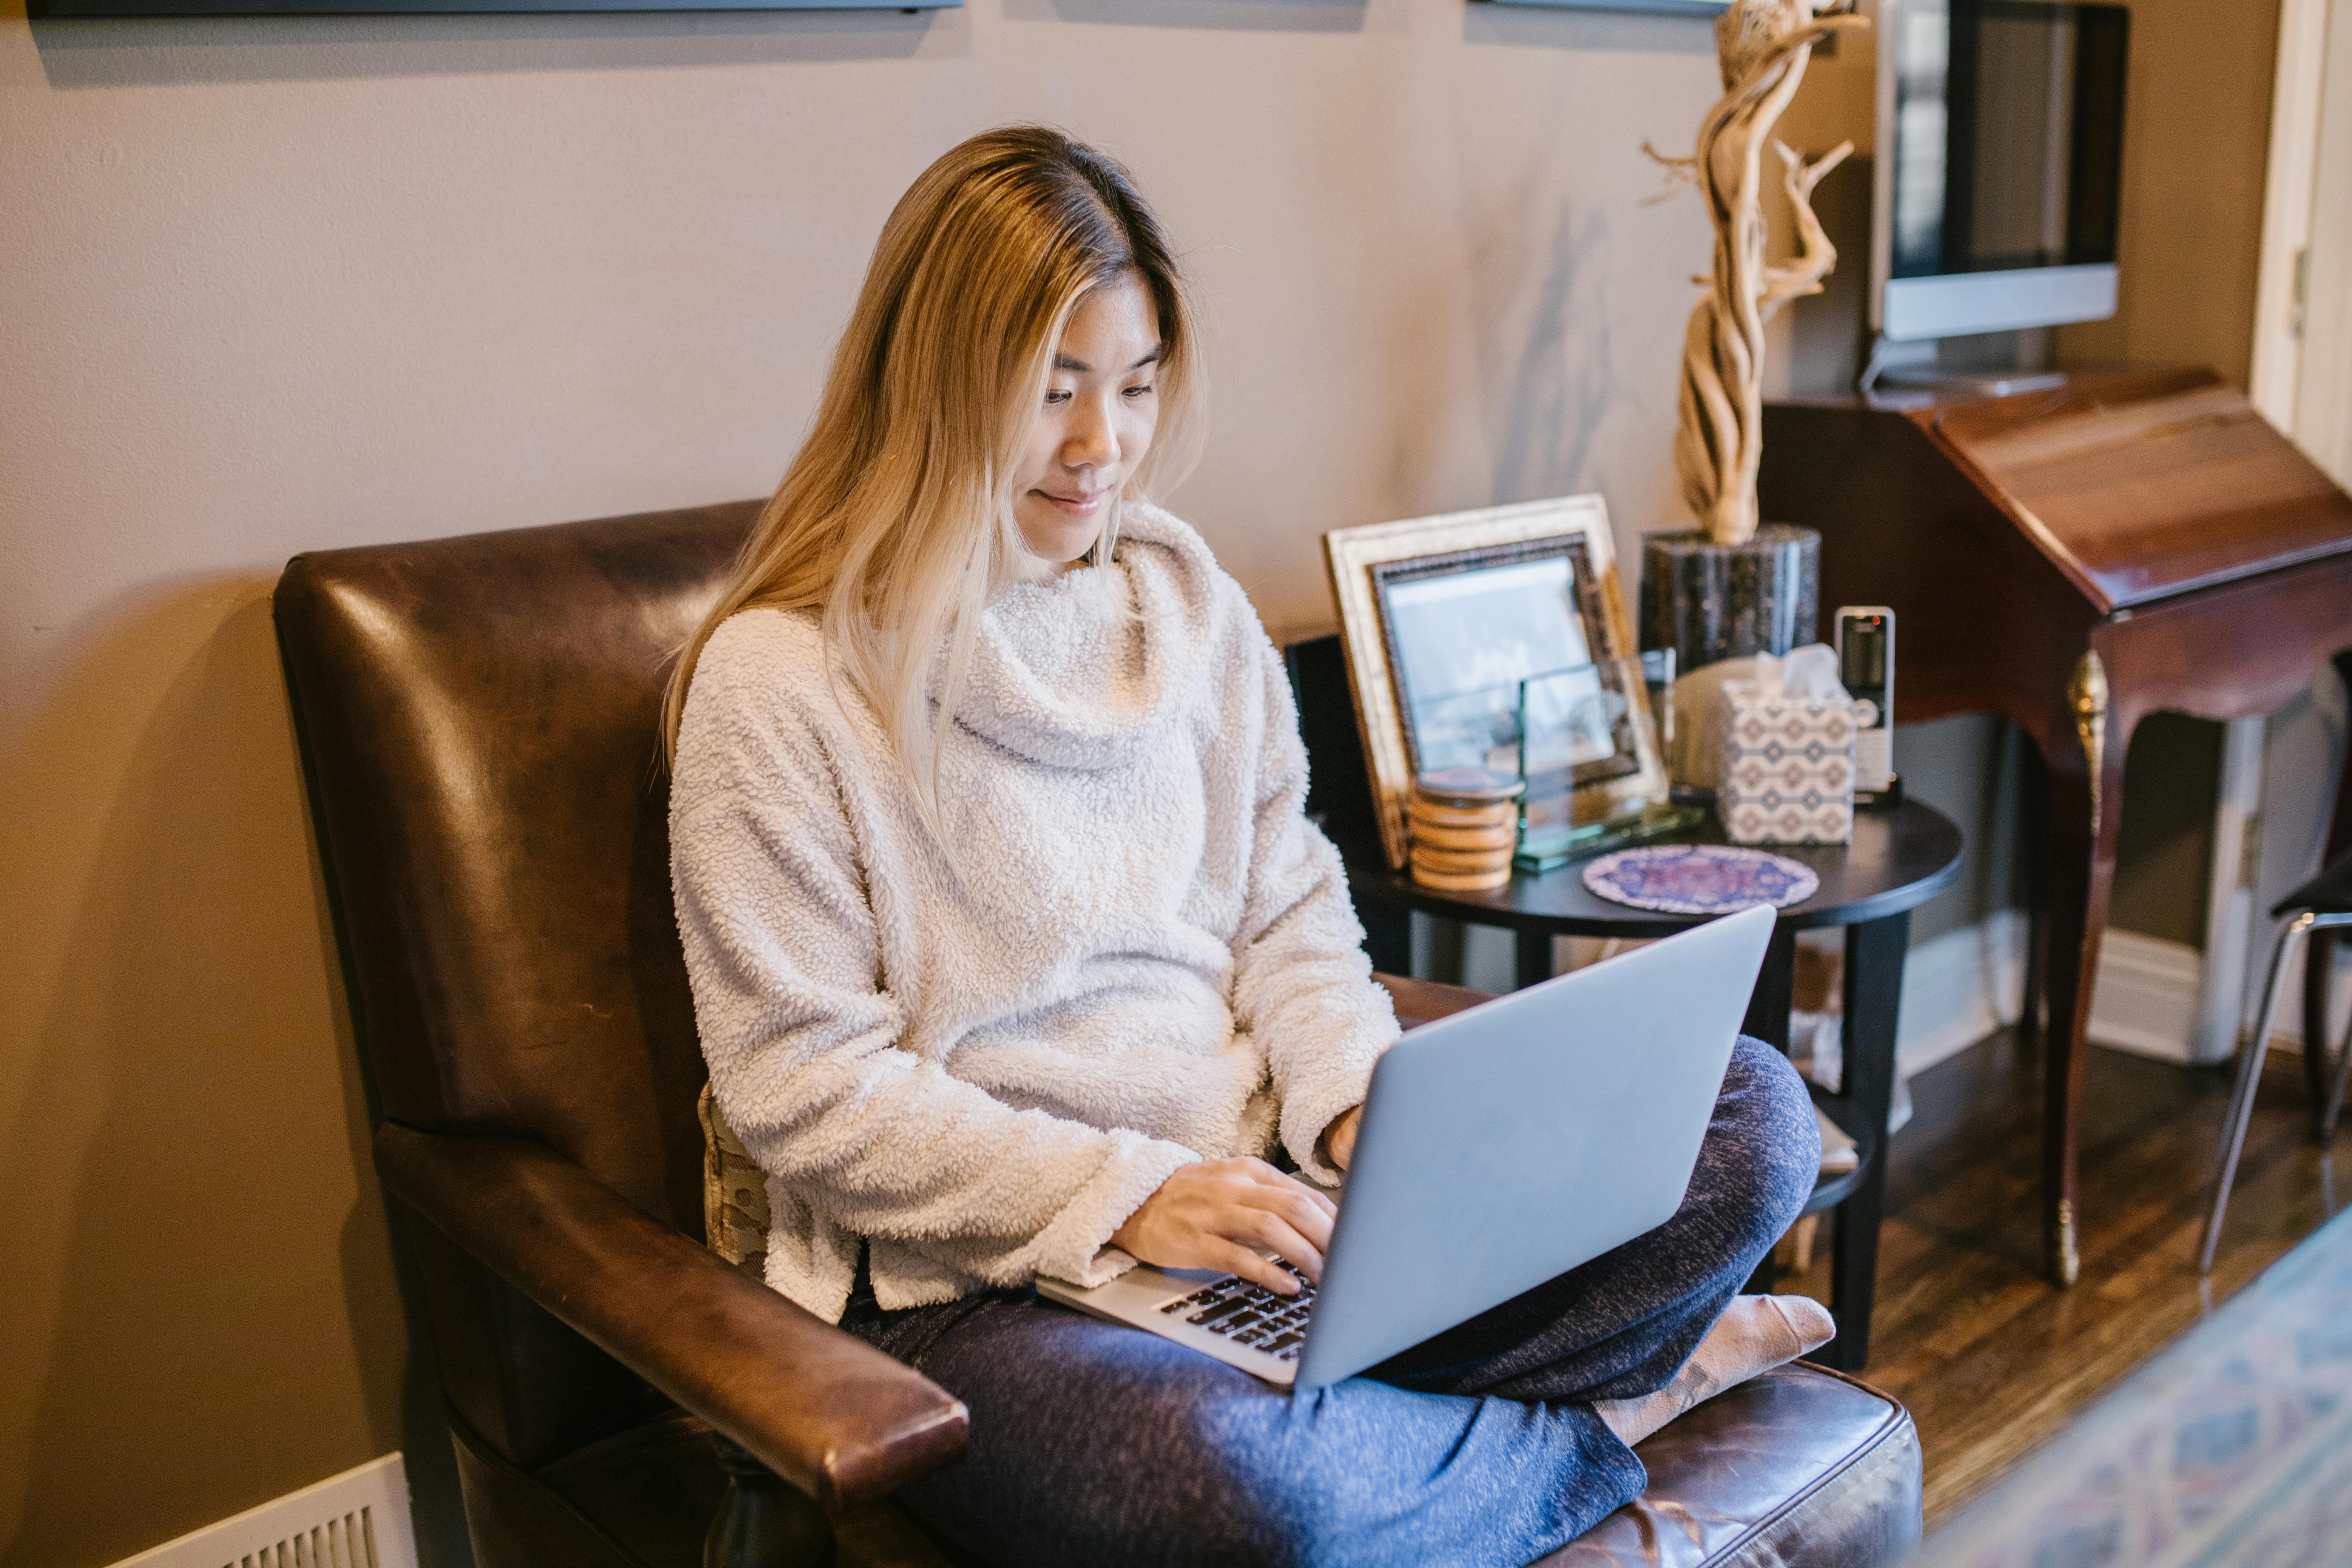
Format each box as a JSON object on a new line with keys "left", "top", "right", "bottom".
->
{"left": 841, "top": 1035, "right": 1818, "bottom": 1568}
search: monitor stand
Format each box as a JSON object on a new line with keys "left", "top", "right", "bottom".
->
{"left": 1859, "top": 335, "right": 2070, "bottom": 400}
{"left": 1872, "top": 364, "right": 2071, "bottom": 399}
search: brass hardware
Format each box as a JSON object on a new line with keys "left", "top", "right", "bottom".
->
{"left": 2052, "top": 650, "right": 2105, "bottom": 1291}
{"left": 2067, "top": 651, "right": 2109, "bottom": 836}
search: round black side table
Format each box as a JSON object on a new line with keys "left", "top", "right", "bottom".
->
{"left": 1334, "top": 800, "right": 1964, "bottom": 1372}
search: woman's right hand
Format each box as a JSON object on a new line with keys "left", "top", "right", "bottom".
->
{"left": 1110, "top": 1158, "right": 1338, "bottom": 1295}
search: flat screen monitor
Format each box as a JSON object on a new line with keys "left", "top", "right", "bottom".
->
{"left": 1872, "top": 0, "right": 2130, "bottom": 343}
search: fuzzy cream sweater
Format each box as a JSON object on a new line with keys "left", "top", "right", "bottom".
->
{"left": 671, "top": 506, "right": 1402, "bottom": 1323}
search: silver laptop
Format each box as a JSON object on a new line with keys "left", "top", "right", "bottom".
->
{"left": 1036, "top": 902, "right": 1776, "bottom": 1389}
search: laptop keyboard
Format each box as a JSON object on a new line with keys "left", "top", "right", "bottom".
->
{"left": 1160, "top": 1266, "right": 1316, "bottom": 1363}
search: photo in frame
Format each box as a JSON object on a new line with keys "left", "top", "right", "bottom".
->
{"left": 1323, "top": 496, "right": 1669, "bottom": 871}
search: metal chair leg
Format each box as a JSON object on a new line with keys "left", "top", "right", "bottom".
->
{"left": 2200, "top": 914, "right": 2314, "bottom": 1274}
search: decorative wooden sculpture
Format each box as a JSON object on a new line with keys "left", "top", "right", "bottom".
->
{"left": 1652, "top": 0, "right": 1866, "bottom": 547}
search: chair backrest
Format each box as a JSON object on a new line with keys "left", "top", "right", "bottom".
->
{"left": 277, "top": 502, "right": 757, "bottom": 1465}
{"left": 276, "top": 509, "right": 1469, "bottom": 1471}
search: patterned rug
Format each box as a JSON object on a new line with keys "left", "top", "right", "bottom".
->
{"left": 1912, "top": 1204, "right": 2352, "bottom": 1568}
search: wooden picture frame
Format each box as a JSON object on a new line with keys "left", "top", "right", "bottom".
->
{"left": 1323, "top": 495, "right": 1666, "bottom": 870}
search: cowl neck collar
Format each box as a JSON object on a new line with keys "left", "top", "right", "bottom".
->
{"left": 944, "top": 504, "right": 1223, "bottom": 772}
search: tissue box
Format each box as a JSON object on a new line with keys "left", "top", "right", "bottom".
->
{"left": 1718, "top": 683, "right": 1857, "bottom": 845}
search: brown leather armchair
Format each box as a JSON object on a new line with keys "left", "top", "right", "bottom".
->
{"left": 275, "top": 502, "right": 1923, "bottom": 1567}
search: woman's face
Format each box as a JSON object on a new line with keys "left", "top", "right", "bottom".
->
{"left": 1011, "top": 272, "right": 1162, "bottom": 569}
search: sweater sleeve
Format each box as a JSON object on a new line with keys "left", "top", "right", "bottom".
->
{"left": 1228, "top": 632, "right": 1403, "bottom": 1184}
{"left": 671, "top": 663, "right": 1200, "bottom": 1303}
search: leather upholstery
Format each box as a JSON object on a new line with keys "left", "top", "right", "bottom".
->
{"left": 467, "top": 1364, "right": 1918, "bottom": 1568}
{"left": 1380, "top": 972, "right": 1487, "bottom": 1030}
{"left": 276, "top": 502, "right": 1920, "bottom": 1567}
{"left": 376, "top": 1124, "right": 967, "bottom": 1511}
{"left": 1543, "top": 1365, "right": 1921, "bottom": 1567}
{"left": 277, "top": 504, "right": 752, "bottom": 1220}
{"left": 280, "top": 503, "right": 762, "bottom": 1470}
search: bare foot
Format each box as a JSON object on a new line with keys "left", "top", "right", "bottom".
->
{"left": 1593, "top": 1295, "right": 1835, "bottom": 1447}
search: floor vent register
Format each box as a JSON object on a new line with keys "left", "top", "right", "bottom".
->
{"left": 105, "top": 1454, "right": 418, "bottom": 1568}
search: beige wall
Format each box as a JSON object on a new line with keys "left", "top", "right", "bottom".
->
{"left": 0, "top": 0, "right": 2290, "bottom": 1559}
{"left": 1, "top": 3, "right": 1729, "bottom": 1562}
{"left": 2057, "top": 0, "right": 2282, "bottom": 384}
{"left": 1764, "top": 0, "right": 2284, "bottom": 393}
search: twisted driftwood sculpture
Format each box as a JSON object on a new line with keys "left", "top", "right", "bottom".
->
{"left": 1651, "top": 0, "right": 1868, "bottom": 547}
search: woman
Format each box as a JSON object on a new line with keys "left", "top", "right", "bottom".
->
{"left": 668, "top": 125, "right": 1828, "bottom": 1568}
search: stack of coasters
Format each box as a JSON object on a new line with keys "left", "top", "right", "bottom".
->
{"left": 1407, "top": 768, "right": 1524, "bottom": 892}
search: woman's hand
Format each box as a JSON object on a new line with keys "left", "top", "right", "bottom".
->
{"left": 1110, "top": 1158, "right": 1338, "bottom": 1295}
{"left": 1319, "top": 1105, "right": 1364, "bottom": 1173}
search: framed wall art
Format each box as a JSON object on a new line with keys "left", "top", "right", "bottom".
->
{"left": 1323, "top": 495, "right": 1669, "bottom": 870}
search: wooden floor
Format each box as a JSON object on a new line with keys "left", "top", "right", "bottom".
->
{"left": 1779, "top": 1028, "right": 2344, "bottom": 1523}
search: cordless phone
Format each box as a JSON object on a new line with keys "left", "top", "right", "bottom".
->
{"left": 1835, "top": 607, "right": 1897, "bottom": 803}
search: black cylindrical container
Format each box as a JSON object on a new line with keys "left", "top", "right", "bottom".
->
{"left": 1639, "top": 524, "right": 1820, "bottom": 674}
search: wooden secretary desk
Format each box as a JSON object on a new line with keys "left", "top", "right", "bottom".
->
{"left": 1760, "top": 367, "right": 2352, "bottom": 1287}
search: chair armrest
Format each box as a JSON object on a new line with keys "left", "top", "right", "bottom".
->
{"left": 374, "top": 1121, "right": 968, "bottom": 1512}
{"left": 1374, "top": 971, "right": 1490, "bottom": 1031}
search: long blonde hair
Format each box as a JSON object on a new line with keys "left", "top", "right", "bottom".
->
{"left": 662, "top": 126, "right": 1204, "bottom": 836}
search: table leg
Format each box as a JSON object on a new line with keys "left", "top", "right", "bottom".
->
{"left": 1811, "top": 912, "right": 1909, "bottom": 1372}
{"left": 1515, "top": 927, "right": 1555, "bottom": 990}
{"left": 2036, "top": 659, "right": 2129, "bottom": 1289}
{"left": 1742, "top": 926, "right": 1798, "bottom": 1052}
{"left": 1741, "top": 924, "right": 1800, "bottom": 1297}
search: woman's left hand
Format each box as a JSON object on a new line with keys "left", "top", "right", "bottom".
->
{"left": 1320, "top": 1105, "right": 1363, "bottom": 1172}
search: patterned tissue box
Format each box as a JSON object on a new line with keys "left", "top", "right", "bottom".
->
{"left": 1717, "top": 683, "right": 1857, "bottom": 845}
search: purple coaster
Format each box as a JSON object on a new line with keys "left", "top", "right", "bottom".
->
{"left": 1581, "top": 844, "right": 1819, "bottom": 915}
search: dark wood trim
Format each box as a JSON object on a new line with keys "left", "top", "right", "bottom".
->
{"left": 1762, "top": 381, "right": 2352, "bottom": 1286}
{"left": 1336, "top": 802, "right": 1963, "bottom": 942}
{"left": 1814, "top": 913, "right": 1909, "bottom": 1370}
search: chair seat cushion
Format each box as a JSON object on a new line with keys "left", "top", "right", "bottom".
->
{"left": 1540, "top": 1361, "right": 1921, "bottom": 1567}
{"left": 508, "top": 1361, "right": 1916, "bottom": 1568}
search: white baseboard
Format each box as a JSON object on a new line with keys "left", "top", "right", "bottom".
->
{"left": 1886, "top": 909, "right": 2316, "bottom": 1072}
{"left": 2084, "top": 926, "right": 2350, "bottom": 1065}
{"left": 1895, "top": 908, "right": 2027, "bottom": 1077}
{"left": 108, "top": 1454, "right": 417, "bottom": 1568}
{"left": 1448, "top": 903, "right": 2345, "bottom": 1074}
{"left": 2086, "top": 929, "right": 2211, "bottom": 1063}
{"left": 2267, "top": 928, "right": 2352, "bottom": 1051}
{"left": 1871, "top": 909, "right": 2290, "bottom": 1075}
